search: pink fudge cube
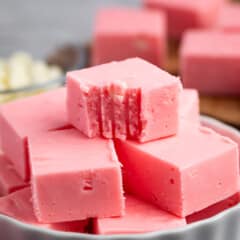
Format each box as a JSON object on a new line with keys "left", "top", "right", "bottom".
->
{"left": 94, "top": 195, "right": 186, "bottom": 234}
{"left": 92, "top": 8, "right": 166, "bottom": 67}
{"left": 67, "top": 58, "right": 181, "bottom": 142}
{"left": 29, "top": 129, "right": 124, "bottom": 223}
{"left": 115, "top": 125, "right": 239, "bottom": 217}
{"left": 187, "top": 192, "right": 240, "bottom": 223}
{"left": 217, "top": 3, "right": 240, "bottom": 32}
{"left": 180, "top": 89, "right": 199, "bottom": 123}
{"left": 180, "top": 31, "right": 240, "bottom": 95}
{"left": 0, "top": 187, "right": 90, "bottom": 233}
{"left": 144, "top": 0, "right": 222, "bottom": 39}
{"left": 0, "top": 153, "right": 28, "bottom": 196}
{"left": 0, "top": 88, "right": 68, "bottom": 181}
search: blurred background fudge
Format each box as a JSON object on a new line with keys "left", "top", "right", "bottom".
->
{"left": 0, "top": 0, "right": 239, "bottom": 128}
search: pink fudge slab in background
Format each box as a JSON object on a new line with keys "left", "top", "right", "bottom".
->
{"left": 144, "top": 0, "right": 222, "bottom": 39}
{"left": 217, "top": 3, "right": 240, "bottom": 32}
{"left": 92, "top": 8, "right": 166, "bottom": 67}
{"left": 67, "top": 58, "right": 181, "bottom": 142}
{"left": 0, "top": 153, "right": 28, "bottom": 197}
{"left": 180, "top": 89, "right": 199, "bottom": 123}
{"left": 115, "top": 125, "right": 239, "bottom": 217}
{"left": 94, "top": 195, "right": 186, "bottom": 234}
{"left": 0, "top": 88, "right": 68, "bottom": 181}
{"left": 180, "top": 31, "right": 240, "bottom": 95}
{"left": 0, "top": 188, "right": 89, "bottom": 233}
{"left": 29, "top": 129, "right": 124, "bottom": 223}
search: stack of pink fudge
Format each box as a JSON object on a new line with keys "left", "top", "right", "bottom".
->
{"left": 0, "top": 58, "right": 239, "bottom": 235}
{"left": 92, "top": 2, "right": 240, "bottom": 96}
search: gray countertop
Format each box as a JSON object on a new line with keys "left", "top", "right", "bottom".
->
{"left": 0, "top": 0, "right": 140, "bottom": 59}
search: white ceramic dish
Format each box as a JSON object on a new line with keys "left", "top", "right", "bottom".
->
{"left": 0, "top": 116, "right": 239, "bottom": 240}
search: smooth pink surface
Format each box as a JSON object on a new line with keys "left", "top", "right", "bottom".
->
{"left": 0, "top": 153, "right": 27, "bottom": 197}
{"left": 180, "top": 31, "right": 240, "bottom": 95}
{"left": 29, "top": 128, "right": 124, "bottom": 223}
{"left": 0, "top": 188, "right": 89, "bottom": 233}
{"left": 92, "top": 8, "right": 166, "bottom": 67}
{"left": 201, "top": 117, "right": 240, "bottom": 161}
{"left": 217, "top": 3, "right": 240, "bottom": 32}
{"left": 94, "top": 195, "right": 186, "bottom": 234}
{"left": 115, "top": 125, "right": 239, "bottom": 217}
{"left": 144, "top": 0, "right": 222, "bottom": 39}
{"left": 67, "top": 58, "right": 181, "bottom": 142}
{"left": 0, "top": 88, "right": 68, "bottom": 180}
{"left": 187, "top": 192, "right": 240, "bottom": 223}
{"left": 180, "top": 89, "right": 199, "bottom": 123}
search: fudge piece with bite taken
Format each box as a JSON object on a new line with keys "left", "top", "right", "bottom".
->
{"left": 67, "top": 58, "right": 181, "bottom": 142}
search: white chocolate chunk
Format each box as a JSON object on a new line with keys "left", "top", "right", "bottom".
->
{"left": 48, "top": 65, "right": 62, "bottom": 81}
{"left": 8, "top": 52, "right": 33, "bottom": 88}
{"left": 32, "top": 61, "right": 50, "bottom": 84}
{"left": 0, "top": 60, "right": 9, "bottom": 90}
